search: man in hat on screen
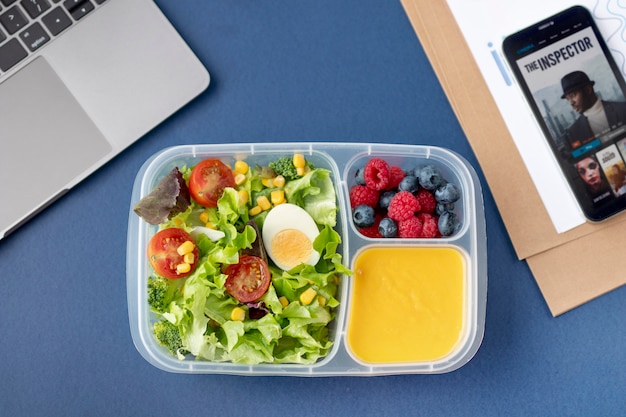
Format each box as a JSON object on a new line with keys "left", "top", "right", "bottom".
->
{"left": 561, "top": 70, "right": 626, "bottom": 149}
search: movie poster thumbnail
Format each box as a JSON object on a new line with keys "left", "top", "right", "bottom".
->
{"left": 574, "top": 154, "right": 612, "bottom": 203}
{"left": 596, "top": 144, "right": 626, "bottom": 196}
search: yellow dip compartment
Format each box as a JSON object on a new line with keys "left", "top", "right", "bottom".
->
{"left": 346, "top": 246, "right": 467, "bottom": 364}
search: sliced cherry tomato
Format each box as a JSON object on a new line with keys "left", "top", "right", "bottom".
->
{"left": 224, "top": 255, "right": 271, "bottom": 303}
{"left": 148, "top": 228, "right": 199, "bottom": 279}
{"left": 188, "top": 158, "right": 235, "bottom": 207}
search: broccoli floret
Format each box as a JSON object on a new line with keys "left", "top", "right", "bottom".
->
{"left": 268, "top": 157, "right": 305, "bottom": 181}
{"left": 153, "top": 320, "right": 187, "bottom": 357}
{"left": 147, "top": 276, "right": 179, "bottom": 313}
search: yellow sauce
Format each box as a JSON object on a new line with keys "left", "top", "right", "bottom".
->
{"left": 347, "top": 247, "right": 465, "bottom": 363}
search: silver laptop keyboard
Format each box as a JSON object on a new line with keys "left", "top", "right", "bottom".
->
{"left": 0, "top": 0, "right": 106, "bottom": 75}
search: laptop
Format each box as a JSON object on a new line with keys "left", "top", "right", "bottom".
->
{"left": 0, "top": 0, "right": 210, "bottom": 240}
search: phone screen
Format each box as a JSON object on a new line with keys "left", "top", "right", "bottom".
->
{"left": 503, "top": 6, "right": 626, "bottom": 221}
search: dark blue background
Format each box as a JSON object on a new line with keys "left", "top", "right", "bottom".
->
{"left": 1, "top": 1, "right": 624, "bottom": 416}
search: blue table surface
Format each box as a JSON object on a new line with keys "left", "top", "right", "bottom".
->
{"left": 1, "top": 1, "right": 625, "bottom": 416}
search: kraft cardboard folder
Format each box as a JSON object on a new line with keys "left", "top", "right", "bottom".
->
{"left": 400, "top": 0, "right": 626, "bottom": 316}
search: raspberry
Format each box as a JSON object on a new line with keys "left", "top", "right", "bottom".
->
{"left": 415, "top": 188, "right": 437, "bottom": 214}
{"left": 387, "top": 191, "right": 420, "bottom": 221}
{"left": 398, "top": 216, "right": 423, "bottom": 238}
{"left": 417, "top": 213, "right": 438, "bottom": 238}
{"left": 387, "top": 166, "right": 406, "bottom": 189}
{"left": 364, "top": 158, "right": 390, "bottom": 190}
{"left": 349, "top": 185, "right": 379, "bottom": 208}
{"left": 358, "top": 214, "right": 382, "bottom": 238}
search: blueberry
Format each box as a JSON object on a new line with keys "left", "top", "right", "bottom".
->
{"left": 398, "top": 175, "right": 419, "bottom": 193}
{"left": 378, "top": 217, "right": 398, "bottom": 238}
{"left": 355, "top": 168, "right": 366, "bottom": 186}
{"left": 412, "top": 165, "right": 424, "bottom": 178}
{"left": 353, "top": 204, "right": 376, "bottom": 228}
{"left": 418, "top": 165, "right": 445, "bottom": 190}
{"left": 378, "top": 190, "right": 397, "bottom": 210}
{"left": 435, "top": 182, "right": 461, "bottom": 204}
{"left": 435, "top": 202, "right": 455, "bottom": 216}
{"left": 438, "top": 211, "right": 461, "bottom": 236}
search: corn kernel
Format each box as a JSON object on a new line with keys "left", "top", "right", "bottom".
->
{"left": 249, "top": 205, "right": 262, "bottom": 216}
{"left": 176, "top": 262, "right": 191, "bottom": 274}
{"left": 293, "top": 153, "right": 305, "bottom": 168}
{"left": 204, "top": 221, "right": 217, "bottom": 230}
{"left": 238, "top": 189, "right": 249, "bottom": 205}
{"left": 177, "top": 240, "right": 195, "bottom": 255}
{"left": 234, "top": 160, "right": 249, "bottom": 175}
{"left": 270, "top": 189, "right": 285, "bottom": 205}
{"left": 230, "top": 307, "right": 246, "bottom": 321}
{"left": 234, "top": 173, "right": 247, "bottom": 186}
{"left": 299, "top": 287, "right": 317, "bottom": 305}
{"left": 296, "top": 166, "right": 305, "bottom": 177}
{"left": 278, "top": 296, "right": 289, "bottom": 308}
{"left": 257, "top": 195, "right": 271, "bottom": 211}
{"left": 262, "top": 177, "right": 274, "bottom": 188}
{"left": 173, "top": 217, "right": 184, "bottom": 227}
{"left": 183, "top": 253, "right": 195, "bottom": 264}
{"left": 317, "top": 295, "right": 327, "bottom": 307}
{"left": 199, "top": 211, "right": 210, "bottom": 224}
{"left": 273, "top": 175, "right": 286, "bottom": 188}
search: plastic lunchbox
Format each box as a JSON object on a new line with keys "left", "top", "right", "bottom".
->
{"left": 127, "top": 142, "right": 487, "bottom": 376}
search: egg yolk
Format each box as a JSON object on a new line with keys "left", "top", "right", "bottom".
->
{"left": 270, "top": 229, "right": 313, "bottom": 269}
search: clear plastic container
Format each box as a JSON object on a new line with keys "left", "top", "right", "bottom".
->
{"left": 127, "top": 143, "right": 487, "bottom": 376}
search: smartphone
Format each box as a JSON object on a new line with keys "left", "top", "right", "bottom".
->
{"left": 503, "top": 5, "right": 626, "bottom": 221}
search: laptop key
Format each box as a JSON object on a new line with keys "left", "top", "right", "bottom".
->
{"left": 41, "top": 6, "right": 70, "bottom": 35}
{"left": 21, "top": 0, "right": 51, "bottom": 19}
{"left": 63, "top": 0, "right": 93, "bottom": 20}
{"left": 19, "top": 21, "right": 49, "bottom": 51}
{"left": 0, "top": 0, "right": 18, "bottom": 7}
{"left": 0, "top": 5, "right": 28, "bottom": 34}
{"left": 0, "top": 38, "right": 27, "bottom": 71}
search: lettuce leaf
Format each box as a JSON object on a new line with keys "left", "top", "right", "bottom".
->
{"left": 285, "top": 168, "right": 337, "bottom": 227}
{"left": 134, "top": 167, "right": 191, "bottom": 225}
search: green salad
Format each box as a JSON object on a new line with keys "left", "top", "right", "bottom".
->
{"left": 134, "top": 154, "right": 350, "bottom": 364}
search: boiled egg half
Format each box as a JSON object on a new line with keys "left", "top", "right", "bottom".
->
{"left": 262, "top": 203, "right": 321, "bottom": 271}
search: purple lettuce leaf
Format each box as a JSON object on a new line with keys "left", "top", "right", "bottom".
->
{"left": 133, "top": 167, "right": 191, "bottom": 225}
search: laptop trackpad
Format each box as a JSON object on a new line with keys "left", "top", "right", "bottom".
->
{"left": 0, "top": 57, "right": 112, "bottom": 235}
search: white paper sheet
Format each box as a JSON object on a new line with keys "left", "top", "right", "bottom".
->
{"left": 446, "top": 0, "right": 626, "bottom": 233}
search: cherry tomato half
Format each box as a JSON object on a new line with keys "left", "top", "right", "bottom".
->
{"left": 188, "top": 159, "right": 235, "bottom": 207}
{"left": 224, "top": 255, "right": 271, "bottom": 303}
{"left": 148, "top": 228, "right": 199, "bottom": 279}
